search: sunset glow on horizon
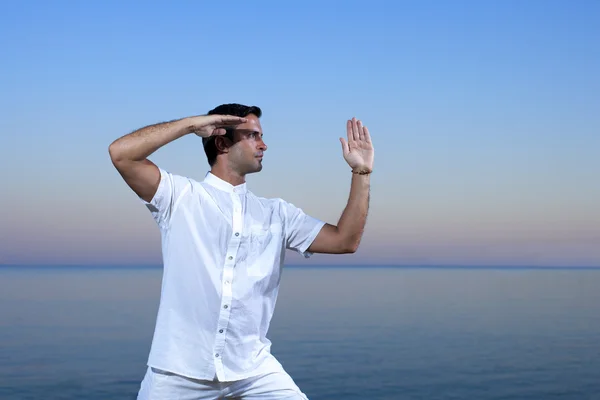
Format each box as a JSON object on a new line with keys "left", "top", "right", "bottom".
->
{"left": 1, "top": 1, "right": 599, "bottom": 267}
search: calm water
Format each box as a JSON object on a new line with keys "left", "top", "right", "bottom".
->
{"left": 1, "top": 266, "right": 600, "bottom": 400}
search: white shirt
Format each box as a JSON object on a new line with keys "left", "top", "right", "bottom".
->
{"left": 141, "top": 168, "right": 325, "bottom": 382}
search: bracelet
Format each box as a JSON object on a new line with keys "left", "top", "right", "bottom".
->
{"left": 352, "top": 168, "right": 372, "bottom": 175}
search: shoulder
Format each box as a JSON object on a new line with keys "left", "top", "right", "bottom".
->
{"left": 165, "top": 169, "right": 204, "bottom": 188}
{"left": 246, "top": 192, "right": 290, "bottom": 216}
{"left": 157, "top": 168, "right": 206, "bottom": 200}
{"left": 158, "top": 167, "right": 196, "bottom": 183}
{"left": 249, "top": 192, "right": 288, "bottom": 207}
{"left": 250, "top": 193, "right": 309, "bottom": 221}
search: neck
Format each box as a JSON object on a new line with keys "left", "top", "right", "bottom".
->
{"left": 210, "top": 163, "right": 246, "bottom": 186}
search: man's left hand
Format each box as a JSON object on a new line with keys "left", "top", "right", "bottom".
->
{"left": 340, "top": 117, "right": 374, "bottom": 174}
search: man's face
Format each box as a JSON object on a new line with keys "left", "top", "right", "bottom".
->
{"left": 226, "top": 114, "right": 267, "bottom": 174}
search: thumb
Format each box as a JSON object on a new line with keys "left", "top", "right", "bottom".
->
{"left": 339, "top": 137, "right": 350, "bottom": 156}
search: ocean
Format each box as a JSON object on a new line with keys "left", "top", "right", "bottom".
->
{"left": 1, "top": 265, "right": 599, "bottom": 400}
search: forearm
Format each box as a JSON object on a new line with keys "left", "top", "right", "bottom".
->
{"left": 109, "top": 117, "right": 194, "bottom": 163}
{"left": 336, "top": 173, "right": 371, "bottom": 252}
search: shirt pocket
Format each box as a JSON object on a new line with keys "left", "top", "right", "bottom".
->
{"left": 246, "top": 223, "right": 283, "bottom": 277}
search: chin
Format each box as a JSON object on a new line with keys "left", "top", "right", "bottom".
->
{"left": 245, "top": 163, "right": 263, "bottom": 174}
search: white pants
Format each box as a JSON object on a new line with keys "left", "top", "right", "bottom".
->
{"left": 137, "top": 366, "right": 309, "bottom": 400}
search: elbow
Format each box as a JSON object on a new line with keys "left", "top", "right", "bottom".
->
{"left": 337, "top": 230, "right": 361, "bottom": 254}
{"left": 108, "top": 141, "right": 124, "bottom": 164}
{"left": 347, "top": 245, "right": 359, "bottom": 254}
{"left": 342, "top": 241, "right": 360, "bottom": 254}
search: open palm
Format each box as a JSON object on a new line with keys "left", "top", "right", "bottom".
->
{"left": 340, "top": 117, "right": 374, "bottom": 173}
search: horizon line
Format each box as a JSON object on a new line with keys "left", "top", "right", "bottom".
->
{"left": 1, "top": 264, "right": 599, "bottom": 270}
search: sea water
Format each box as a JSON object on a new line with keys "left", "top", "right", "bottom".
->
{"left": 1, "top": 265, "right": 599, "bottom": 400}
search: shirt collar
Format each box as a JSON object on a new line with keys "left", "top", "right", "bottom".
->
{"left": 203, "top": 172, "right": 248, "bottom": 194}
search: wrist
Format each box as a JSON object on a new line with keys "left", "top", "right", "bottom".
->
{"left": 181, "top": 116, "right": 201, "bottom": 135}
{"left": 351, "top": 167, "right": 372, "bottom": 175}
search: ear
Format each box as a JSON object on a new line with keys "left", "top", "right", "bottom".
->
{"left": 214, "top": 137, "right": 231, "bottom": 153}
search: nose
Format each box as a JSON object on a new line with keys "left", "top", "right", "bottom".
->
{"left": 258, "top": 138, "right": 267, "bottom": 151}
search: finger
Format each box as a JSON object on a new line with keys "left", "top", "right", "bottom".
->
{"left": 357, "top": 119, "right": 364, "bottom": 140}
{"left": 217, "top": 115, "right": 248, "bottom": 126}
{"left": 351, "top": 117, "right": 360, "bottom": 141}
{"left": 340, "top": 137, "right": 350, "bottom": 156}
{"left": 363, "top": 126, "right": 372, "bottom": 143}
{"left": 346, "top": 120, "right": 354, "bottom": 143}
{"left": 212, "top": 128, "right": 227, "bottom": 136}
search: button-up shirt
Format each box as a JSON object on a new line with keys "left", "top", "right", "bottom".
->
{"left": 141, "top": 168, "right": 325, "bottom": 382}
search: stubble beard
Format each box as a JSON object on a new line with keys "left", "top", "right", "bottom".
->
{"left": 236, "top": 156, "right": 263, "bottom": 175}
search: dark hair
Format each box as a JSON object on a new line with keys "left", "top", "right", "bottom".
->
{"left": 203, "top": 103, "right": 262, "bottom": 166}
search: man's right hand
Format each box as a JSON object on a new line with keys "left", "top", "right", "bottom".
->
{"left": 188, "top": 115, "right": 248, "bottom": 138}
{"left": 109, "top": 114, "right": 246, "bottom": 203}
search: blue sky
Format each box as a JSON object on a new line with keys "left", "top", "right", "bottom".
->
{"left": 1, "top": 0, "right": 599, "bottom": 266}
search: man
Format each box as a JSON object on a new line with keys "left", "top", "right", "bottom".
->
{"left": 108, "top": 103, "right": 373, "bottom": 399}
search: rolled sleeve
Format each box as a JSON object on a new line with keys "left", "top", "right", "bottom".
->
{"left": 141, "top": 168, "right": 192, "bottom": 228}
{"left": 282, "top": 201, "right": 326, "bottom": 258}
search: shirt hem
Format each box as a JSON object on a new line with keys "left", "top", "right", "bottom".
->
{"left": 146, "top": 357, "right": 283, "bottom": 383}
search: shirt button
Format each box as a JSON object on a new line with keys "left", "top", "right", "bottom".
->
{"left": 219, "top": 329, "right": 223, "bottom": 333}
{"left": 225, "top": 281, "right": 230, "bottom": 285}
{"left": 235, "top": 232, "right": 239, "bottom": 237}
{"left": 228, "top": 256, "right": 233, "bottom": 260}
{"left": 224, "top": 305, "right": 228, "bottom": 309}
{"left": 215, "top": 353, "right": 220, "bottom": 358}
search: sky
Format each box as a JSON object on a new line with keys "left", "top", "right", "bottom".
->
{"left": 1, "top": 0, "right": 599, "bottom": 267}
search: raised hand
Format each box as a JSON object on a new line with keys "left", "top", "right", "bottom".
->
{"left": 189, "top": 114, "right": 248, "bottom": 138}
{"left": 340, "top": 117, "right": 374, "bottom": 174}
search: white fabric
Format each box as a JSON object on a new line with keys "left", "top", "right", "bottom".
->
{"left": 137, "top": 366, "right": 309, "bottom": 400}
{"left": 141, "top": 168, "right": 325, "bottom": 383}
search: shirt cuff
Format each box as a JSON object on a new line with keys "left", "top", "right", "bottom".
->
{"left": 140, "top": 168, "right": 168, "bottom": 209}
{"left": 296, "top": 220, "right": 326, "bottom": 258}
